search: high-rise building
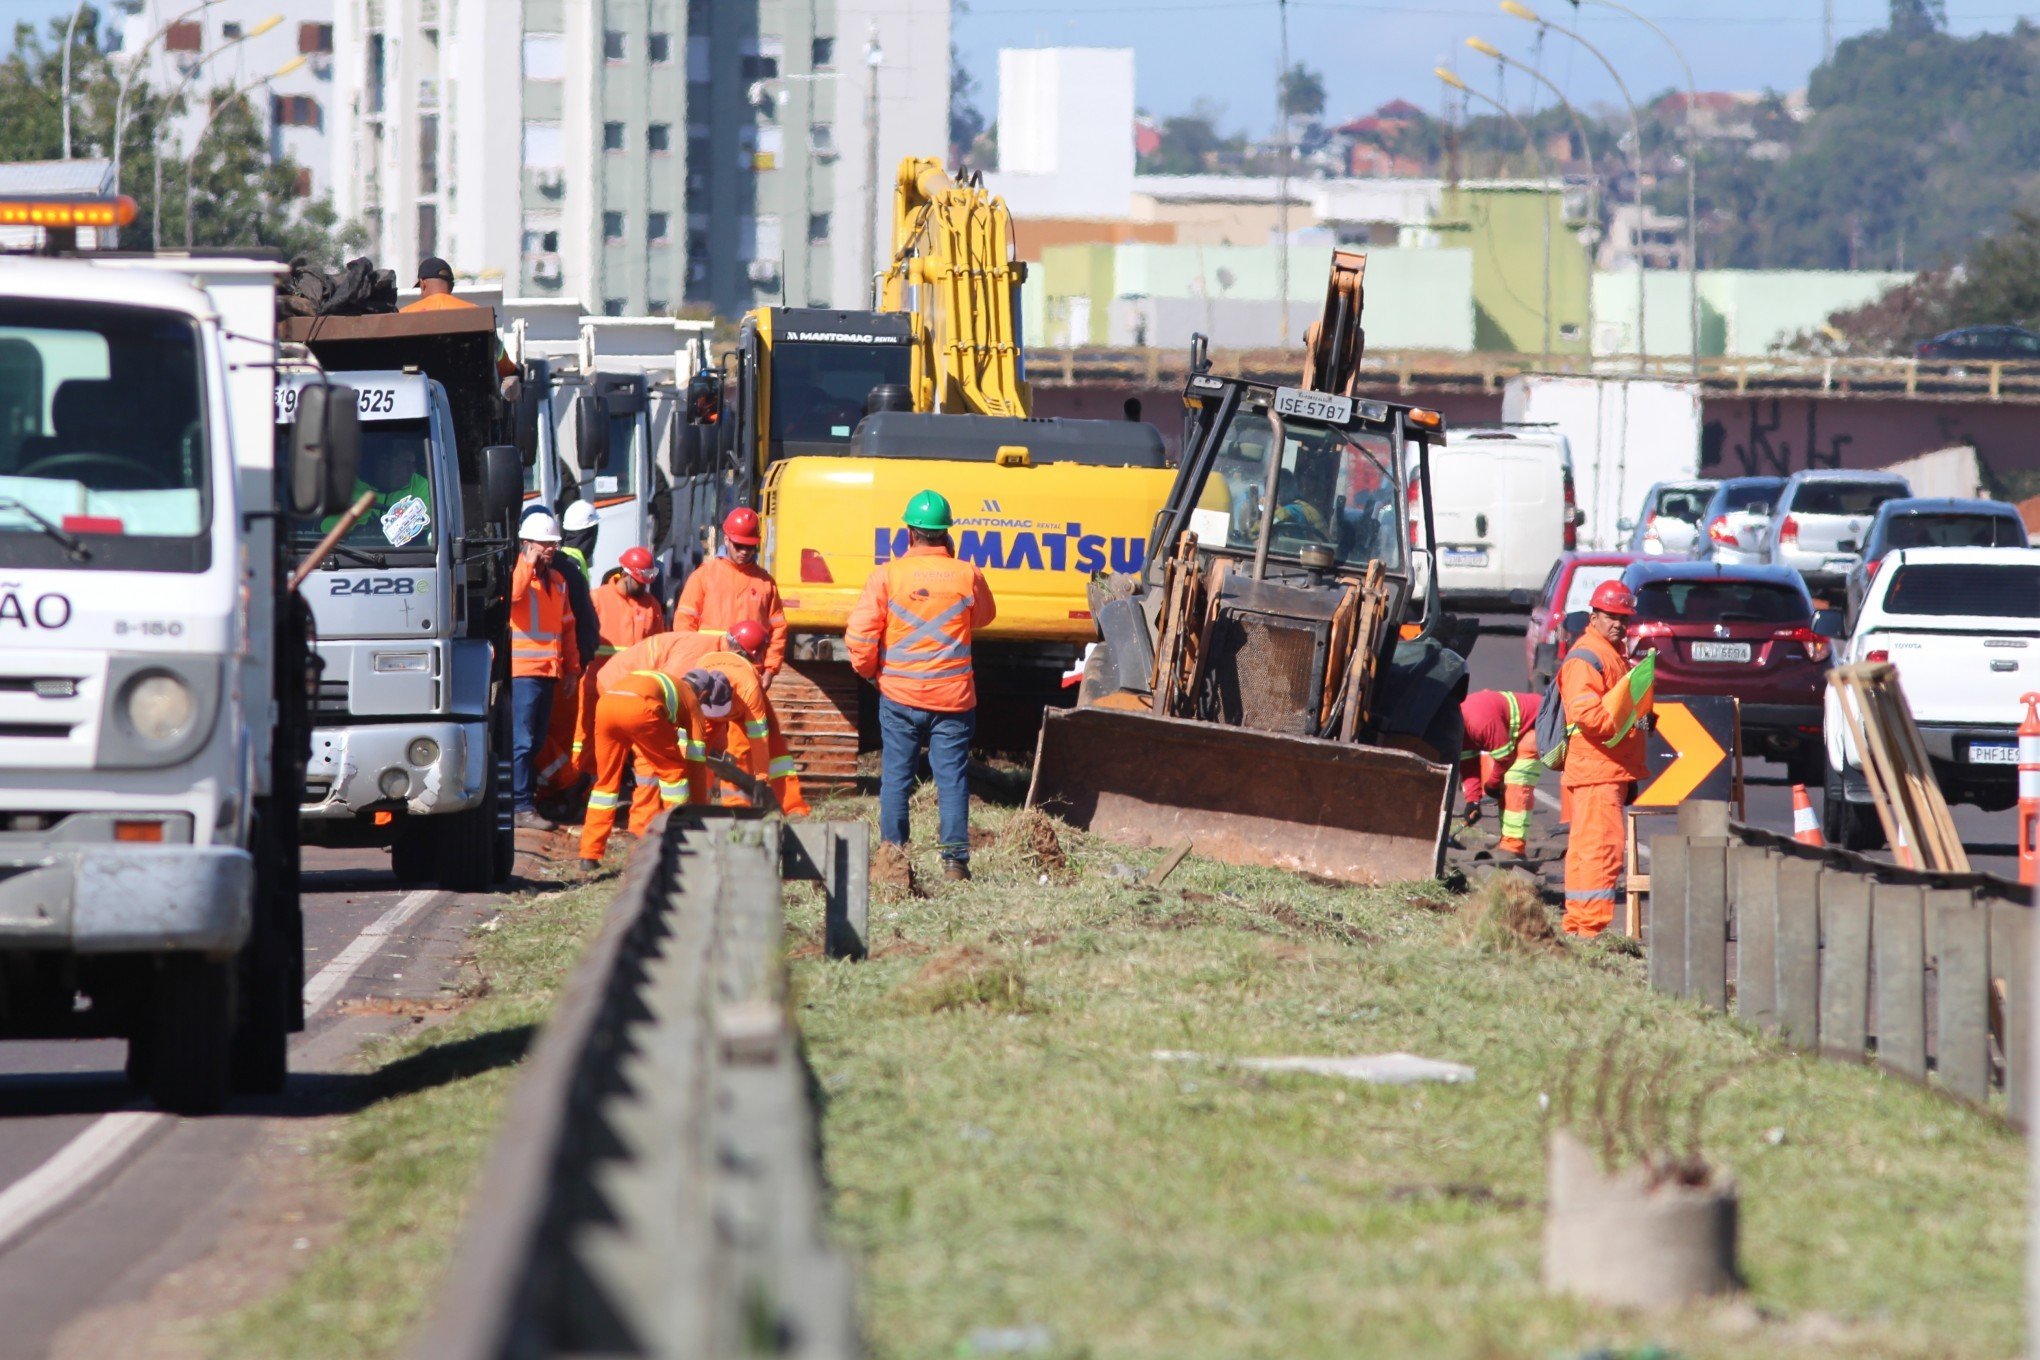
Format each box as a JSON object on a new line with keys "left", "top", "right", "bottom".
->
{"left": 330, "top": 0, "right": 949, "bottom": 315}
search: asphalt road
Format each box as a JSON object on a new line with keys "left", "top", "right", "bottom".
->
{"left": 0, "top": 844, "right": 514, "bottom": 1359}
{"left": 1462, "top": 612, "right": 2025, "bottom": 882}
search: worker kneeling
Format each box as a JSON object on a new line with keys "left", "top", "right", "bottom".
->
{"left": 1558, "top": 581, "right": 1652, "bottom": 938}
{"left": 701, "top": 619, "right": 812, "bottom": 817}
{"left": 1458, "top": 689, "right": 1543, "bottom": 858}
{"left": 578, "top": 667, "right": 732, "bottom": 872}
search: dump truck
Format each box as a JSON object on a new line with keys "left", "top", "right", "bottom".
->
{"left": 1027, "top": 252, "right": 1467, "bottom": 885}
{"left": 689, "top": 158, "right": 1177, "bottom": 777}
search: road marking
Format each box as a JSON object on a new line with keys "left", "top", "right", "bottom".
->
{"left": 0, "top": 887, "right": 443, "bottom": 1256}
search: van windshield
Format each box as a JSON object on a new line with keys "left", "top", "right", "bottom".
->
{"left": 1214, "top": 413, "right": 1403, "bottom": 573}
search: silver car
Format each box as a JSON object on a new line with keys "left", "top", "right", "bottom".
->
{"left": 1692, "top": 476, "right": 1787, "bottom": 567}
{"left": 1763, "top": 469, "right": 1913, "bottom": 597}
{"left": 1623, "top": 478, "right": 1718, "bottom": 557}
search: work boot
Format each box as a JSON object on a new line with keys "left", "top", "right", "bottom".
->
{"left": 1497, "top": 837, "right": 1528, "bottom": 859}
{"left": 578, "top": 857, "right": 602, "bottom": 875}
{"left": 514, "top": 808, "right": 556, "bottom": 832}
{"left": 942, "top": 858, "right": 971, "bottom": 882}
{"left": 872, "top": 842, "right": 913, "bottom": 892}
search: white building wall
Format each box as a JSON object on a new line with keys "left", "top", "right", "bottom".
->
{"left": 446, "top": 0, "right": 519, "bottom": 284}
{"left": 983, "top": 47, "right": 1134, "bottom": 220}
{"left": 829, "top": 0, "right": 951, "bottom": 309}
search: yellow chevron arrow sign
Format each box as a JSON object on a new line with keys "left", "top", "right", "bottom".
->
{"left": 1635, "top": 700, "right": 1728, "bottom": 808}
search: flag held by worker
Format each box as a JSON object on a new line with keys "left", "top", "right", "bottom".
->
{"left": 1603, "top": 649, "right": 1656, "bottom": 743}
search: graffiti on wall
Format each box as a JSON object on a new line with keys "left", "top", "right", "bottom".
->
{"left": 1700, "top": 399, "right": 1853, "bottom": 477}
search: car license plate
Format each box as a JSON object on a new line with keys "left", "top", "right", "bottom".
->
{"left": 1441, "top": 547, "right": 1489, "bottom": 567}
{"left": 1272, "top": 387, "right": 1352, "bottom": 424}
{"left": 1691, "top": 641, "right": 1752, "bottom": 663}
{"left": 1969, "top": 741, "right": 2018, "bottom": 765}
{"left": 1823, "top": 554, "right": 1855, "bottom": 570}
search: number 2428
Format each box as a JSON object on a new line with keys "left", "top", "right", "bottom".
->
{"left": 329, "top": 577, "right": 416, "bottom": 596}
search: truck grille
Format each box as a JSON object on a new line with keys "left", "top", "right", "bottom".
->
{"left": 1205, "top": 609, "right": 1324, "bottom": 735}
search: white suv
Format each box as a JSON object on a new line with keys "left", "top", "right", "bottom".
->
{"left": 1765, "top": 469, "right": 1911, "bottom": 598}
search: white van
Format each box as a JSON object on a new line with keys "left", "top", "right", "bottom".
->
{"left": 1411, "top": 425, "right": 1579, "bottom": 609}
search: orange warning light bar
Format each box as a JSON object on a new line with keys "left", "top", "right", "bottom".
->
{"left": 0, "top": 196, "right": 139, "bottom": 229}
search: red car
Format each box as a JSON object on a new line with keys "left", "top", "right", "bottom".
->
{"left": 1525, "top": 552, "right": 1641, "bottom": 689}
{"left": 1619, "top": 560, "right": 1838, "bottom": 781}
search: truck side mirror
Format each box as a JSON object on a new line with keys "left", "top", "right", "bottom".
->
{"left": 575, "top": 388, "right": 610, "bottom": 471}
{"left": 514, "top": 380, "right": 544, "bottom": 467}
{"left": 289, "top": 382, "right": 360, "bottom": 517}
{"left": 480, "top": 444, "right": 522, "bottom": 528}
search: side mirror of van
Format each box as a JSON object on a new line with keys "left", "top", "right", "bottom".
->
{"left": 480, "top": 444, "right": 523, "bottom": 528}
{"left": 289, "top": 382, "right": 360, "bottom": 517}
{"left": 574, "top": 388, "right": 611, "bottom": 472}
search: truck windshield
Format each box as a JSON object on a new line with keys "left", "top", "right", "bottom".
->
{"left": 581, "top": 412, "right": 640, "bottom": 500}
{"left": 0, "top": 300, "right": 208, "bottom": 548}
{"left": 287, "top": 421, "right": 438, "bottom": 554}
{"left": 768, "top": 341, "right": 912, "bottom": 454}
{"left": 1213, "top": 413, "right": 1403, "bottom": 573}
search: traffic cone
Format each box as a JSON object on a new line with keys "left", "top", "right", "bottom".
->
{"left": 1791, "top": 783, "right": 1825, "bottom": 848}
{"left": 2018, "top": 693, "right": 2040, "bottom": 886}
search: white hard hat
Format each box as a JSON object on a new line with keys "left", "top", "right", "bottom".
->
{"left": 562, "top": 500, "right": 599, "bottom": 532}
{"left": 520, "top": 510, "right": 563, "bottom": 543}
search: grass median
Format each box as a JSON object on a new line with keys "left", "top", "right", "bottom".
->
{"left": 789, "top": 792, "right": 2024, "bottom": 1360}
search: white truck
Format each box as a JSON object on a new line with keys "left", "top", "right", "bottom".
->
{"left": 1500, "top": 374, "right": 1703, "bottom": 551}
{"left": 1822, "top": 545, "right": 2040, "bottom": 848}
{"left": 0, "top": 253, "right": 358, "bottom": 1113}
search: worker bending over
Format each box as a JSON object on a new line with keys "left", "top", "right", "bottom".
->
{"left": 847, "top": 491, "right": 995, "bottom": 883}
{"left": 1458, "top": 689, "right": 1543, "bottom": 858}
{"left": 509, "top": 512, "right": 578, "bottom": 831}
{"left": 675, "top": 507, "right": 787, "bottom": 687}
{"left": 1559, "top": 580, "right": 1651, "bottom": 937}
{"left": 578, "top": 667, "right": 732, "bottom": 872}
{"left": 700, "top": 619, "right": 811, "bottom": 817}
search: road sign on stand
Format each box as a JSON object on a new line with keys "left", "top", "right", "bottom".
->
{"left": 1637, "top": 696, "right": 1741, "bottom": 810}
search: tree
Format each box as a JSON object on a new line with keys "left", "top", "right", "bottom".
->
{"left": 1279, "top": 63, "right": 1326, "bottom": 123}
{"left": 1140, "top": 103, "right": 1238, "bottom": 176}
{"left": 948, "top": 7, "right": 988, "bottom": 169}
{"left": 1890, "top": 0, "right": 1947, "bottom": 38}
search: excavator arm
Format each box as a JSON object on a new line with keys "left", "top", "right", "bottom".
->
{"left": 1300, "top": 248, "right": 1367, "bottom": 398}
{"left": 880, "top": 157, "right": 1032, "bottom": 418}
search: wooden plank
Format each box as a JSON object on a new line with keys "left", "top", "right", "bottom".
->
{"left": 1932, "top": 900, "right": 1991, "bottom": 1103}
{"left": 1647, "top": 834, "right": 1689, "bottom": 998}
{"left": 1684, "top": 838, "right": 1731, "bottom": 1012}
{"left": 1733, "top": 846, "right": 1779, "bottom": 1034}
{"left": 1871, "top": 883, "right": 1927, "bottom": 1079}
{"left": 1818, "top": 872, "right": 1872, "bottom": 1063}
{"left": 1774, "top": 857, "right": 1823, "bottom": 1049}
{"left": 1990, "top": 906, "right": 2033, "bottom": 1125}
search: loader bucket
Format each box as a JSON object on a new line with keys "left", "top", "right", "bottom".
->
{"left": 1027, "top": 707, "right": 1453, "bottom": 887}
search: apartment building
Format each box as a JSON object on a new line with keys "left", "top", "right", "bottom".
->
{"left": 331, "top": 0, "right": 948, "bottom": 316}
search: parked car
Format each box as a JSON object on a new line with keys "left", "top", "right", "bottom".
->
{"left": 1762, "top": 469, "right": 1912, "bottom": 598}
{"left": 1414, "top": 425, "right": 1581, "bottom": 610}
{"left": 1842, "top": 497, "right": 2028, "bottom": 630}
{"left": 1691, "top": 476, "right": 1787, "bottom": 567}
{"left": 1623, "top": 479, "right": 1718, "bottom": 557}
{"left": 1914, "top": 325, "right": 2040, "bottom": 362}
{"left": 1620, "top": 561, "right": 1837, "bottom": 782}
{"left": 1523, "top": 551, "right": 1640, "bottom": 689}
{"left": 1823, "top": 546, "right": 2040, "bottom": 848}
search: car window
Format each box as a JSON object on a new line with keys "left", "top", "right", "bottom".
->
{"left": 1654, "top": 490, "right": 1710, "bottom": 523}
{"left": 1563, "top": 565, "right": 1625, "bottom": 613}
{"left": 1635, "top": 579, "right": 1807, "bottom": 623}
{"left": 2011, "top": 332, "right": 2040, "bottom": 354}
{"left": 1718, "top": 481, "right": 1781, "bottom": 513}
{"left": 1882, "top": 563, "right": 2040, "bottom": 616}
{"left": 1538, "top": 560, "right": 1562, "bottom": 605}
{"left": 1788, "top": 481, "right": 1904, "bottom": 517}
{"left": 1884, "top": 514, "right": 2026, "bottom": 551}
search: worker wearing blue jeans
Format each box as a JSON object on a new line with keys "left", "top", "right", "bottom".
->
{"left": 876, "top": 698, "right": 975, "bottom": 862}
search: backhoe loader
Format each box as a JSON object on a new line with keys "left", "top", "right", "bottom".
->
{"left": 1027, "top": 252, "right": 1467, "bottom": 885}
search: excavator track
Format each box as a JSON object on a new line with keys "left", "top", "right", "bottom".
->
{"left": 774, "top": 658, "right": 864, "bottom": 784}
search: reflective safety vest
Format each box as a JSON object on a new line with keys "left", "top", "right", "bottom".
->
{"left": 511, "top": 556, "right": 575, "bottom": 679}
{"left": 845, "top": 545, "right": 996, "bottom": 712}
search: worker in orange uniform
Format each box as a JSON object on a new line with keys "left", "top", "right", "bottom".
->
{"left": 1558, "top": 580, "right": 1651, "bottom": 937}
{"left": 577, "top": 667, "right": 732, "bottom": 872}
{"left": 847, "top": 490, "right": 995, "bottom": 882}
{"left": 1458, "top": 690, "right": 1544, "bottom": 858}
{"left": 569, "top": 545, "right": 669, "bottom": 771}
{"left": 674, "top": 506, "right": 787, "bottom": 687}
{"left": 585, "top": 628, "right": 721, "bottom": 836}
{"left": 700, "top": 619, "right": 812, "bottom": 816}
{"left": 509, "top": 511, "right": 579, "bottom": 831}
{"left": 400, "top": 257, "right": 518, "bottom": 382}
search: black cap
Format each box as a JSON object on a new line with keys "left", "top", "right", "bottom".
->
{"left": 417, "top": 256, "right": 455, "bottom": 284}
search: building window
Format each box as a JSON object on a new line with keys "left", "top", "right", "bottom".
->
{"left": 542, "top": 229, "right": 560, "bottom": 252}
{"left": 810, "top": 123, "right": 835, "bottom": 159}
{"left": 418, "top": 203, "right": 438, "bottom": 258}
{"left": 603, "top": 298, "right": 627, "bottom": 316}
{"left": 603, "top": 29, "right": 626, "bottom": 62}
{"left": 648, "top": 212, "right": 671, "bottom": 243}
{"left": 292, "top": 167, "right": 313, "bottom": 198}
{"left": 740, "top": 40, "right": 782, "bottom": 81}
{"left": 648, "top": 32, "right": 672, "bottom": 64}
{"left": 298, "top": 22, "right": 334, "bottom": 55}
{"left": 273, "top": 94, "right": 323, "bottom": 129}
{"left": 366, "top": 33, "right": 385, "bottom": 113}
{"left": 686, "top": 45, "right": 709, "bottom": 83}
{"left": 647, "top": 299, "right": 667, "bottom": 314}
{"left": 687, "top": 0, "right": 709, "bottom": 34}
{"left": 523, "top": 33, "right": 565, "bottom": 81}
{"left": 603, "top": 211, "right": 626, "bottom": 242}
{"left": 648, "top": 123, "right": 671, "bottom": 153}
{"left": 812, "top": 36, "right": 835, "bottom": 69}
{"left": 523, "top": 122, "right": 564, "bottom": 168}
{"left": 808, "top": 212, "right": 830, "bottom": 243}
{"left": 222, "top": 20, "right": 243, "bottom": 39}
{"left": 603, "top": 121, "right": 626, "bottom": 152}
{"left": 419, "top": 114, "right": 439, "bottom": 194}
{"left": 164, "top": 21, "right": 200, "bottom": 52}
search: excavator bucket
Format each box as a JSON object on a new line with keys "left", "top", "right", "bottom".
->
{"left": 1026, "top": 706, "right": 1454, "bottom": 887}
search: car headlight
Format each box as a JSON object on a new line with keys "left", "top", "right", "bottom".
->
{"left": 125, "top": 673, "right": 195, "bottom": 745}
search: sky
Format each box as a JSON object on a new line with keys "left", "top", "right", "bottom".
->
{"left": 2, "top": 0, "right": 2030, "bottom": 135}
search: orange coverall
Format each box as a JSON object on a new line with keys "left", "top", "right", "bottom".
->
{"left": 674, "top": 555, "right": 789, "bottom": 678}
{"left": 698, "top": 650, "right": 812, "bottom": 816}
{"left": 567, "top": 579, "right": 669, "bottom": 772}
{"left": 579, "top": 669, "right": 709, "bottom": 863}
{"left": 591, "top": 631, "right": 720, "bottom": 833}
{"left": 1558, "top": 628, "right": 1649, "bottom": 938}
{"left": 1458, "top": 690, "right": 1543, "bottom": 857}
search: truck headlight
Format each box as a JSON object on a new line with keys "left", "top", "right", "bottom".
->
{"left": 407, "top": 737, "right": 440, "bottom": 767}
{"left": 374, "top": 650, "right": 432, "bottom": 673}
{"left": 124, "top": 672, "right": 195, "bottom": 745}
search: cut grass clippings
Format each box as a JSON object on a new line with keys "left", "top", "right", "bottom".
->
{"left": 210, "top": 875, "right": 614, "bottom": 1360}
{"left": 790, "top": 794, "right": 2025, "bottom": 1360}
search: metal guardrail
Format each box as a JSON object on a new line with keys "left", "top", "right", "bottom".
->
{"left": 410, "top": 811, "right": 870, "bottom": 1359}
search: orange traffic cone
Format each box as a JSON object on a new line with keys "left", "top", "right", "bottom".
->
{"left": 1791, "top": 783, "right": 1825, "bottom": 848}
{"left": 2018, "top": 692, "right": 2040, "bottom": 886}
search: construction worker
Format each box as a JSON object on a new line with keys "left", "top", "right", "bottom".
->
{"left": 531, "top": 502, "right": 600, "bottom": 811}
{"left": 401, "top": 257, "right": 518, "bottom": 381}
{"left": 701, "top": 619, "right": 811, "bottom": 817}
{"left": 674, "top": 506, "right": 787, "bottom": 687}
{"left": 847, "top": 490, "right": 995, "bottom": 882}
{"left": 510, "top": 511, "right": 579, "bottom": 831}
{"left": 1458, "top": 690, "right": 1544, "bottom": 858}
{"left": 571, "top": 545, "right": 669, "bottom": 769}
{"left": 577, "top": 667, "right": 731, "bottom": 871}
{"left": 1559, "top": 579, "right": 1651, "bottom": 937}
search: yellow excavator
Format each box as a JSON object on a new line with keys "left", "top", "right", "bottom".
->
{"left": 696, "top": 157, "right": 1176, "bottom": 777}
{"left": 1027, "top": 252, "right": 1468, "bottom": 885}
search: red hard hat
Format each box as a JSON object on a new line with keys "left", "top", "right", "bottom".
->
{"left": 723, "top": 507, "right": 762, "bottom": 545}
{"left": 619, "top": 546, "right": 655, "bottom": 583}
{"left": 728, "top": 618, "right": 769, "bottom": 661}
{"left": 1589, "top": 579, "right": 1637, "bottom": 617}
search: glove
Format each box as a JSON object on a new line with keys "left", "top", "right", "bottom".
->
{"left": 1460, "top": 800, "right": 1484, "bottom": 827}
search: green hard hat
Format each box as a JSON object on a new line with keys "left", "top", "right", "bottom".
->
{"left": 903, "top": 489, "right": 952, "bottom": 532}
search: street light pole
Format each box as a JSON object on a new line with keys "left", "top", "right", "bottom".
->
{"left": 151, "top": 13, "right": 283, "bottom": 247}
{"left": 861, "top": 23, "right": 884, "bottom": 308}
{"left": 112, "top": 0, "right": 225, "bottom": 245}
{"left": 1436, "top": 67, "right": 1553, "bottom": 364}
{"left": 60, "top": 1, "right": 90, "bottom": 160}
{"left": 1576, "top": 0, "right": 1702, "bottom": 379}
{"left": 184, "top": 56, "right": 305, "bottom": 247}
{"left": 1499, "top": 1, "right": 1647, "bottom": 370}
{"left": 1277, "top": 0, "right": 1292, "bottom": 349}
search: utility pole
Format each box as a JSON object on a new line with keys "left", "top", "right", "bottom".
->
{"left": 61, "top": 2, "right": 88, "bottom": 160}
{"left": 1823, "top": 0, "right": 1835, "bottom": 64}
{"left": 862, "top": 23, "right": 884, "bottom": 308}
{"left": 1277, "top": 0, "right": 1292, "bottom": 349}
